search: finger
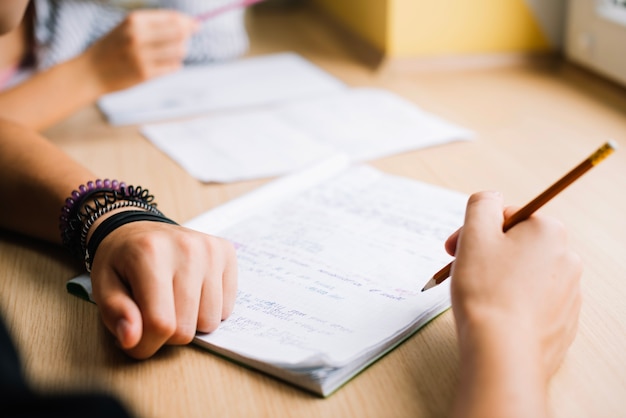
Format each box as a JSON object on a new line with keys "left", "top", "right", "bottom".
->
{"left": 167, "top": 265, "right": 204, "bottom": 346}
{"left": 444, "top": 227, "right": 462, "bottom": 256}
{"left": 197, "top": 238, "right": 236, "bottom": 333}
{"left": 90, "top": 267, "right": 143, "bottom": 350}
{"left": 144, "top": 62, "right": 184, "bottom": 79}
{"left": 449, "top": 204, "right": 521, "bottom": 254}
{"left": 221, "top": 240, "right": 239, "bottom": 319}
{"left": 198, "top": 267, "right": 224, "bottom": 333}
{"left": 460, "top": 191, "right": 505, "bottom": 241}
{"left": 146, "top": 10, "right": 199, "bottom": 34}
{"left": 123, "top": 253, "right": 178, "bottom": 359}
{"left": 503, "top": 205, "right": 521, "bottom": 221}
{"left": 143, "top": 42, "right": 188, "bottom": 66}
{"left": 130, "top": 10, "right": 197, "bottom": 45}
{"left": 136, "top": 44, "right": 187, "bottom": 77}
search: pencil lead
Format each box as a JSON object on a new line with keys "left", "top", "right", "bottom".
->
{"left": 421, "top": 277, "right": 436, "bottom": 292}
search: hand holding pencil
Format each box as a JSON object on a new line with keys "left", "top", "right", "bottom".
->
{"left": 422, "top": 140, "right": 617, "bottom": 291}
{"left": 447, "top": 165, "right": 592, "bottom": 416}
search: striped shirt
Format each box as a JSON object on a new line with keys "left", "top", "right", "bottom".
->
{"left": 32, "top": 0, "right": 249, "bottom": 70}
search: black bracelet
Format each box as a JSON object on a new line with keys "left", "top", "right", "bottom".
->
{"left": 79, "top": 200, "right": 164, "bottom": 257}
{"left": 84, "top": 210, "right": 178, "bottom": 273}
{"left": 60, "top": 181, "right": 162, "bottom": 261}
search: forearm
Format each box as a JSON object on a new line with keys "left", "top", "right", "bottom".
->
{"left": 0, "top": 119, "right": 95, "bottom": 243}
{"left": 452, "top": 321, "right": 550, "bottom": 418}
{"left": 0, "top": 54, "right": 104, "bottom": 131}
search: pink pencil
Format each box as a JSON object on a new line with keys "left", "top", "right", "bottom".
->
{"left": 195, "top": 0, "right": 265, "bottom": 22}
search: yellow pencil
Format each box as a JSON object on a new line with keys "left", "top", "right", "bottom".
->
{"left": 422, "top": 140, "right": 618, "bottom": 292}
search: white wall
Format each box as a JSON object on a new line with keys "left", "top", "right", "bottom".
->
{"left": 565, "top": 0, "right": 626, "bottom": 86}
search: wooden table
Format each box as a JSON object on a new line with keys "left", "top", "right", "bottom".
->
{"left": 1, "top": 6, "right": 625, "bottom": 418}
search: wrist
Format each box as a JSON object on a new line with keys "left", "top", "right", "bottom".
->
{"left": 454, "top": 302, "right": 537, "bottom": 354}
{"left": 454, "top": 319, "right": 549, "bottom": 418}
{"left": 59, "top": 180, "right": 173, "bottom": 271}
{"left": 70, "top": 51, "right": 110, "bottom": 97}
{"left": 84, "top": 209, "right": 177, "bottom": 272}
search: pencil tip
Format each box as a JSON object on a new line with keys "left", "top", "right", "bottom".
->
{"left": 421, "top": 277, "right": 436, "bottom": 292}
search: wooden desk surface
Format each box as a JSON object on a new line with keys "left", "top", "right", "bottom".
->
{"left": 1, "top": 6, "right": 625, "bottom": 418}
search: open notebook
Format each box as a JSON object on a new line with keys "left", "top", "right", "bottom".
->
{"left": 67, "top": 156, "right": 467, "bottom": 397}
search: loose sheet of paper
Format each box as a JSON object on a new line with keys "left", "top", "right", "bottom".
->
{"left": 97, "top": 52, "right": 346, "bottom": 125}
{"left": 141, "top": 88, "right": 474, "bottom": 183}
{"left": 189, "top": 157, "right": 468, "bottom": 368}
{"left": 141, "top": 111, "right": 337, "bottom": 183}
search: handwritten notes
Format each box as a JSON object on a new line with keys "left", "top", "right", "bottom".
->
{"left": 188, "top": 157, "right": 468, "bottom": 368}
{"left": 97, "top": 52, "right": 346, "bottom": 125}
{"left": 66, "top": 156, "right": 469, "bottom": 395}
{"left": 140, "top": 88, "right": 473, "bottom": 183}
{"left": 99, "top": 51, "right": 473, "bottom": 185}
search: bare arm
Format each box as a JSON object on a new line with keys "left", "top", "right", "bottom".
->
{"left": 0, "top": 9, "right": 198, "bottom": 131}
{"left": 447, "top": 192, "right": 582, "bottom": 418}
{"left": 0, "top": 119, "right": 237, "bottom": 359}
{"left": 0, "top": 118, "right": 90, "bottom": 242}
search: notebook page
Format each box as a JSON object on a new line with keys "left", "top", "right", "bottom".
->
{"left": 141, "top": 111, "right": 336, "bottom": 183}
{"left": 276, "top": 88, "right": 474, "bottom": 161}
{"left": 192, "top": 163, "right": 467, "bottom": 367}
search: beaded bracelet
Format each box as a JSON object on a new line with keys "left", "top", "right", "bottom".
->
{"left": 59, "top": 179, "right": 164, "bottom": 261}
{"left": 84, "top": 210, "right": 178, "bottom": 272}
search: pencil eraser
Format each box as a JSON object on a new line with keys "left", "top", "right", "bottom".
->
{"left": 607, "top": 139, "right": 618, "bottom": 150}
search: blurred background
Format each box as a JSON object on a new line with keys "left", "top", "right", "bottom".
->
{"left": 286, "top": 0, "right": 626, "bottom": 86}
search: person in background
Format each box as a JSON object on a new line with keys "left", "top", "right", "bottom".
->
{"left": 0, "top": 0, "right": 250, "bottom": 131}
{"left": 0, "top": 2, "right": 582, "bottom": 418}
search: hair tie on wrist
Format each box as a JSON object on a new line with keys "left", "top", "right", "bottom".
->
{"left": 84, "top": 210, "right": 178, "bottom": 273}
{"left": 79, "top": 200, "right": 163, "bottom": 257}
{"left": 59, "top": 180, "right": 168, "bottom": 265}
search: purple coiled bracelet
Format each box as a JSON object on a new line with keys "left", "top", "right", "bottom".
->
{"left": 59, "top": 179, "right": 177, "bottom": 272}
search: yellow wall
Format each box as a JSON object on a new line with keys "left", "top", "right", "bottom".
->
{"left": 310, "top": 0, "right": 389, "bottom": 52}
{"left": 389, "top": 0, "right": 550, "bottom": 57}
{"left": 310, "top": 0, "right": 553, "bottom": 58}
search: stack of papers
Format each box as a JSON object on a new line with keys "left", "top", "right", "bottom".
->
{"left": 141, "top": 87, "right": 473, "bottom": 182}
{"left": 99, "top": 52, "right": 473, "bottom": 183}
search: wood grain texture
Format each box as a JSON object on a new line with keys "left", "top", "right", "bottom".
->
{"left": 1, "top": 4, "right": 625, "bottom": 418}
